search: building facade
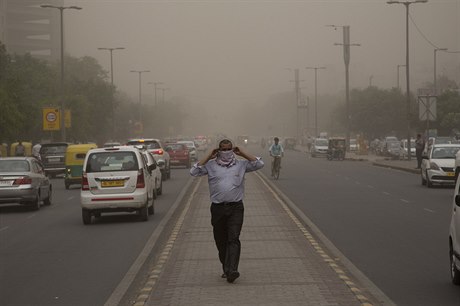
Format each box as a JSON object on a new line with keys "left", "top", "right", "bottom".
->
{"left": 1, "top": 0, "right": 62, "bottom": 60}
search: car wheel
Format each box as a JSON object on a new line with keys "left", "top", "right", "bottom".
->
{"left": 43, "top": 187, "right": 52, "bottom": 206}
{"left": 152, "top": 186, "right": 157, "bottom": 200}
{"left": 30, "top": 194, "right": 40, "bottom": 211}
{"left": 139, "top": 201, "right": 149, "bottom": 221}
{"left": 148, "top": 200, "right": 155, "bottom": 215}
{"left": 157, "top": 179, "right": 163, "bottom": 196}
{"left": 426, "top": 170, "right": 433, "bottom": 188}
{"left": 65, "top": 182, "right": 70, "bottom": 190}
{"left": 82, "top": 209, "right": 92, "bottom": 225}
{"left": 421, "top": 172, "right": 426, "bottom": 185}
{"left": 167, "top": 167, "right": 171, "bottom": 180}
{"left": 451, "top": 243, "right": 460, "bottom": 285}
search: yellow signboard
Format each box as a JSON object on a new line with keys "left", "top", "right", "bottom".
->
{"left": 43, "top": 108, "right": 60, "bottom": 131}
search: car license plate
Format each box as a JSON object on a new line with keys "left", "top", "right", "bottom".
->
{"left": 101, "top": 180, "right": 124, "bottom": 187}
{"left": 49, "top": 157, "right": 60, "bottom": 162}
{"left": 0, "top": 180, "right": 13, "bottom": 186}
{"left": 447, "top": 172, "right": 455, "bottom": 177}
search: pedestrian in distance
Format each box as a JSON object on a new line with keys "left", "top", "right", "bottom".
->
{"left": 190, "top": 139, "right": 264, "bottom": 283}
{"left": 15, "top": 141, "right": 25, "bottom": 157}
{"left": 415, "top": 133, "right": 425, "bottom": 169}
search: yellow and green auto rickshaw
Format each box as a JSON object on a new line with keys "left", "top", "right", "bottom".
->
{"left": 9, "top": 142, "right": 33, "bottom": 157}
{"left": 64, "top": 143, "right": 97, "bottom": 189}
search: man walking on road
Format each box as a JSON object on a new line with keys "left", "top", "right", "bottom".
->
{"left": 190, "top": 139, "right": 264, "bottom": 283}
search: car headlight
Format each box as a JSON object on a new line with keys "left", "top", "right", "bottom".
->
{"left": 429, "top": 162, "right": 440, "bottom": 170}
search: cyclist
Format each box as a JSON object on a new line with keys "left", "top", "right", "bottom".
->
{"left": 268, "top": 137, "right": 284, "bottom": 177}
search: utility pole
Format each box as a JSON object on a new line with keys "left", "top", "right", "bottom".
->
{"left": 306, "top": 67, "right": 326, "bottom": 138}
{"left": 328, "top": 25, "right": 360, "bottom": 151}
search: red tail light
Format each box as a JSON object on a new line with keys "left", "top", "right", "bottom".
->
{"left": 81, "top": 173, "right": 89, "bottom": 190}
{"left": 152, "top": 149, "right": 163, "bottom": 155}
{"left": 13, "top": 177, "right": 32, "bottom": 185}
{"left": 136, "top": 169, "right": 145, "bottom": 188}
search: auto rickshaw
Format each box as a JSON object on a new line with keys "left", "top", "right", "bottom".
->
{"left": 327, "top": 137, "right": 346, "bottom": 160}
{"left": 64, "top": 143, "right": 97, "bottom": 189}
{"left": 9, "top": 142, "right": 33, "bottom": 156}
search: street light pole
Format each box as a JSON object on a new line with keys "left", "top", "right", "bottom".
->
{"left": 434, "top": 48, "right": 447, "bottom": 95}
{"left": 306, "top": 66, "right": 326, "bottom": 138}
{"left": 130, "top": 70, "right": 150, "bottom": 127}
{"left": 327, "top": 24, "right": 360, "bottom": 151}
{"left": 40, "top": 4, "right": 82, "bottom": 142}
{"left": 387, "top": 0, "right": 427, "bottom": 161}
{"left": 148, "top": 82, "right": 163, "bottom": 107}
{"left": 98, "top": 47, "right": 125, "bottom": 140}
{"left": 397, "top": 64, "right": 406, "bottom": 90}
{"left": 158, "top": 88, "right": 170, "bottom": 104}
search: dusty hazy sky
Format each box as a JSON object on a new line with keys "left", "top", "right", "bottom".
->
{"left": 63, "top": 0, "right": 460, "bottom": 105}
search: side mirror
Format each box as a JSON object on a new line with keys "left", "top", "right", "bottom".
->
{"left": 455, "top": 194, "right": 460, "bottom": 207}
{"left": 149, "top": 163, "right": 156, "bottom": 171}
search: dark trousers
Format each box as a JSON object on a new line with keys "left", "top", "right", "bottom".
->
{"left": 210, "top": 201, "right": 244, "bottom": 274}
{"left": 416, "top": 149, "right": 423, "bottom": 168}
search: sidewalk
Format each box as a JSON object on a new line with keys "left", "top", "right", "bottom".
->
{"left": 346, "top": 152, "right": 420, "bottom": 174}
{"left": 134, "top": 173, "right": 392, "bottom": 306}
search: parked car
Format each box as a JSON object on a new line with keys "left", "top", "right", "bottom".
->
{"left": 349, "top": 138, "right": 357, "bottom": 152}
{"left": 126, "top": 138, "right": 171, "bottom": 180}
{"left": 139, "top": 150, "right": 162, "bottom": 198}
{"left": 0, "top": 157, "right": 52, "bottom": 210}
{"left": 399, "top": 139, "right": 416, "bottom": 160}
{"left": 310, "top": 138, "right": 328, "bottom": 157}
{"left": 39, "top": 142, "right": 69, "bottom": 178}
{"left": 177, "top": 140, "right": 198, "bottom": 162}
{"left": 80, "top": 146, "right": 156, "bottom": 224}
{"left": 449, "top": 177, "right": 460, "bottom": 285}
{"left": 165, "top": 143, "right": 191, "bottom": 168}
{"left": 421, "top": 144, "right": 460, "bottom": 188}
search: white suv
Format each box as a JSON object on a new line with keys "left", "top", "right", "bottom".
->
{"left": 80, "top": 147, "right": 155, "bottom": 224}
{"left": 449, "top": 179, "right": 460, "bottom": 285}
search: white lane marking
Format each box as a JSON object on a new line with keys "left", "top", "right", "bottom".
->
{"left": 424, "top": 208, "right": 435, "bottom": 213}
{"left": 68, "top": 196, "right": 75, "bottom": 201}
{"left": 27, "top": 214, "right": 36, "bottom": 219}
{"left": 0, "top": 226, "right": 9, "bottom": 232}
{"left": 367, "top": 185, "right": 375, "bottom": 189}
{"left": 383, "top": 192, "right": 390, "bottom": 195}
{"left": 400, "top": 199, "right": 410, "bottom": 203}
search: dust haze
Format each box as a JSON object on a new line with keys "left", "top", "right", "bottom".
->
{"left": 63, "top": 0, "right": 460, "bottom": 138}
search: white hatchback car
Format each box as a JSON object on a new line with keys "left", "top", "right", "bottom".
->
{"left": 80, "top": 146, "right": 155, "bottom": 224}
{"left": 449, "top": 178, "right": 460, "bottom": 285}
{"left": 421, "top": 144, "right": 460, "bottom": 188}
{"left": 310, "top": 138, "right": 328, "bottom": 157}
{"left": 140, "top": 150, "right": 163, "bottom": 198}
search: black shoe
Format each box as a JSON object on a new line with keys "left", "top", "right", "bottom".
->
{"left": 226, "top": 271, "right": 240, "bottom": 283}
{"left": 221, "top": 273, "right": 227, "bottom": 278}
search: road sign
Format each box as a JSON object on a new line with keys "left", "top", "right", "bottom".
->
{"left": 43, "top": 107, "right": 60, "bottom": 131}
{"left": 418, "top": 95, "right": 437, "bottom": 121}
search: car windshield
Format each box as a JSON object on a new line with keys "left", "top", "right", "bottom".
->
{"left": 315, "top": 139, "right": 328, "bottom": 146}
{"left": 86, "top": 151, "right": 138, "bottom": 172}
{"left": 431, "top": 147, "right": 460, "bottom": 159}
{"left": 40, "top": 145, "right": 67, "bottom": 154}
{"left": 0, "top": 160, "right": 30, "bottom": 172}
{"left": 388, "top": 142, "right": 399, "bottom": 148}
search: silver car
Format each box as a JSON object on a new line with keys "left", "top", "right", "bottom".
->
{"left": 0, "top": 157, "right": 52, "bottom": 210}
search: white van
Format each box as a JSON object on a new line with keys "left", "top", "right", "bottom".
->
{"left": 80, "top": 146, "right": 155, "bottom": 224}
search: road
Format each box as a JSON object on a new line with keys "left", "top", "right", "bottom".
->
{"left": 259, "top": 145, "right": 460, "bottom": 306}
{"left": 0, "top": 168, "right": 192, "bottom": 306}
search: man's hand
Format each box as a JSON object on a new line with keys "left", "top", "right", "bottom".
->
{"left": 233, "top": 146, "right": 242, "bottom": 156}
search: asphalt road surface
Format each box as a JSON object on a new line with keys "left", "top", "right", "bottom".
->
{"left": 259, "top": 145, "right": 460, "bottom": 306}
{"left": 0, "top": 168, "right": 192, "bottom": 306}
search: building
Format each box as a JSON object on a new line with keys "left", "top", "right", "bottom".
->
{"left": 0, "top": 0, "right": 61, "bottom": 60}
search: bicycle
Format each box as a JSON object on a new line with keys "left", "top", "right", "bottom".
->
{"left": 272, "top": 155, "right": 281, "bottom": 180}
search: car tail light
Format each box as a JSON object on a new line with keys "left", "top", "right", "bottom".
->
{"left": 13, "top": 177, "right": 32, "bottom": 185}
{"left": 81, "top": 173, "right": 89, "bottom": 190}
{"left": 152, "top": 149, "right": 163, "bottom": 155}
{"left": 136, "top": 169, "right": 145, "bottom": 188}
